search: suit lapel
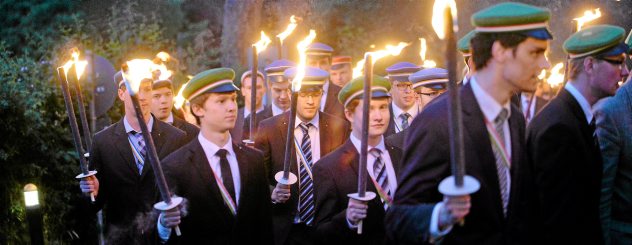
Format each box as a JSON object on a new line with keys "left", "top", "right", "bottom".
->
{"left": 189, "top": 140, "right": 235, "bottom": 218}
{"left": 319, "top": 112, "right": 331, "bottom": 154}
{"left": 234, "top": 144, "right": 249, "bottom": 209}
{"left": 345, "top": 140, "right": 379, "bottom": 195}
{"left": 112, "top": 121, "right": 140, "bottom": 177}
{"left": 139, "top": 118, "right": 167, "bottom": 178}
{"left": 460, "top": 84, "right": 504, "bottom": 218}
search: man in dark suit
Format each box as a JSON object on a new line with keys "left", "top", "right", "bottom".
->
{"left": 243, "top": 59, "right": 295, "bottom": 141}
{"left": 314, "top": 75, "right": 469, "bottom": 245}
{"left": 157, "top": 68, "right": 273, "bottom": 244}
{"left": 79, "top": 71, "right": 187, "bottom": 244}
{"left": 231, "top": 70, "right": 266, "bottom": 144}
{"left": 385, "top": 68, "right": 449, "bottom": 149}
{"left": 527, "top": 25, "right": 629, "bottom": 245}
{"left": 255, "top": 67, "right": 349, "bottom": 245}
{"left": 150, "top": 78, "right": 199, "bottom": 142}
{"left": 306, "top": 42, "right": 345, "bottom": 120}
{"left": 387, "top": 3, "right": 554, "bottom": 244}
{"left": 384, "top": 62, "right": 422, "bottom": 138}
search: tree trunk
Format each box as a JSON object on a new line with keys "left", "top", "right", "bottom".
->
{"left": 220, "top": 0, "right": 264, "bottom": 68}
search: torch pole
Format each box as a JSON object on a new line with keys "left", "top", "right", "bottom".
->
{"left": 437, "top": 5, "right": 480, "bottom": 223}
{"left": 88, "top": 50, "right": 98, "bottom": 134}
{"left": 68, "top": 59, "right": 93, "bottom": 153}
{"left": 57, "top": 66, "right": 97, "bottom": 202}
{"left": 121, "top": 68, "right": 182, "bottom": 236}
{"left": 275, "top": 92, "right": 299, "bottom": 185}
{"left": 248, "top": 46, "right": 258, "bottom": 145}
{"left": 348, "top": 53, "right": 377, "bottom": 235}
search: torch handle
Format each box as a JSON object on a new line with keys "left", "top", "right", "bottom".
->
{"left": 357, "top": 54, "right": 373, "bottom": 196}
{"left": 57, "top": 67, "right": 90, "bottom": 175}
{"left": 90, "top": 193, "right": 95, "bottom": 202}
{"left": 250, "top": 46, "right": 258, "bottom": 142}
{"left": 358, "top": 220, "right": 363, "bottom": 234}
{"left": 175, "top": 226, "right": 181, "bottom": 236}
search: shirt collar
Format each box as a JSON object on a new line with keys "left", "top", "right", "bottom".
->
{"left": 124, "top": 115, "right": 154, "bottom": 134}
{"left": 271, "top": 103, "right": 286, "bottom": 116}
{"left": 295, "top": 112, "right": 320, "bottom": 129}
{"left": 166, "top": 112, "right": 174, "bottom": 124}
{"left": 391, "top": 102, "right": 419, "bottom": 120}
{"left": 349, "top": 133, "right": 387, "bottom": 154}
{"left": 244, "top": 105, "right": 264, "bottom": 118}
{"left": 470, "top": 76, "right": 512, "bottom": 122}
{"left": 565, "top": 82, "right": 593, "bottom": 123}
{"left": 198, "top": 133, "right": 235, "bottom": 158}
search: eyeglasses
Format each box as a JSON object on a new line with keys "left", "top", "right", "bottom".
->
{"left": 298, "top": 91, "right": 323, "bottom": 98}
{"left": 597, "top": 57, "right": 626, "bottom": 70}
{"left": 394, "top": 83, "right": 414, "bottom": 91}
{"left": 417, "top": 89, "right": 446, "bottom": 97}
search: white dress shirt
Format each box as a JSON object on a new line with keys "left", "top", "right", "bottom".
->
{"left": 272, "top": 103, "right": 286, "bottom": 116}
{"left": 391, "top": 103, "right": 420, "bottom": 133}
{"left": 294, "top": 113, "right": 321, "bottom": 163}
{"left": 319, "top": 81, "right": 330, "bottom": 112}
{"left": 520, "top": 93, "right": 537, "bottom": 122}
{"left": 349, "top": 134, "right": 397, "bottom": 196}
{"left": 565, "top": 82, "right": 593, "bottom": 123}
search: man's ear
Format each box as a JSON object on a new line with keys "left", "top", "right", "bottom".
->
{"left": 491, "top": 40, "right": 508, "bottom": 63}
{"left": 583, "top": 57, "right": 595, "bottom": 76}
{"left": 118, "top": 88, "right": 126, "bottom": 101}
{"left": 344, "top": 108, "right": 354, "bottom": 123}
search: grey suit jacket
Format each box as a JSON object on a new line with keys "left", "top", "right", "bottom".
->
{"left": 595, "top": 80, "right": 632, "bottom": 243}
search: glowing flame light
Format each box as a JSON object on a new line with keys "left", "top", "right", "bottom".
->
{"left": 431, "top": 0, "right": 458, "bottom": 40}
{"left": 538, "top": 69, "right": 547, "bottom": 80}
{"left": 277, "top": 15, "right": 299, "bottom": 43}
{"left": 253, "top": 31, "right": 272, "bottom": 54}
{"left": 61, "top": 48, "right": 88, "bottom": 80}
{"left": 292, "top": 30, "right": 317, "bottom": 92}
{"left": 122, "top": 59, "right": 155, "bottom": 94}
{"left": 154, "top": 63, "right": 173, "bottom": 81}
{"left": 574, "top": 8, "right": 601, "bottom": 31}
{"left": 352, "top": 42, "right": 411, "bottom": 78}
{"left": 173, "top": 81, "right": 188, "bottom": 110}
{"left": 419, "top": 38, "right": 437, "bottom": 68}
{"left": 156, "top": 51, "right": 171, "bottom": 62}
{"left": 546, "top": 63, "right": 565, "bottom": 87}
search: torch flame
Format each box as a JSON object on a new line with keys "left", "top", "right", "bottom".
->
{"left": 292, "top": 30, "right": 317, "bottom": 92}
{"left": 122, "top": 59, "right": 155, "bottom": 94}
{"left": 419, "top": 38, "right": 437, "bottom": 68}
{"left": 546, "top": 63, "right": 565, "bottom": 87}
{"left": 61, "top": 48, "right": 88, "bottom": 80}
{"left": 574, "top": 8, "right": 601, "bottom": 31}
{"left": 538, "top": 69, "right": 547, "bottom": 80}
{"left": 253, "top": 31, "right": 272, "bottom": 54}
{"left": 352, "top": 42, "right": 411, "bottom": 78}
{"left": 156, "top": 51, "right": 171, "bottom": 62}
{"left": 173, "top": 82, "right": 188, "bottom": 110}
{"left": 277, "top": 15, "right": 299, "bottom": 43}
{"left": 431, "top": 0, "right": 458, "bottom": 40}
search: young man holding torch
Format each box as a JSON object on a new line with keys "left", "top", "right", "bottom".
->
{"left": 254, "top": 66, "right": 349, "bottom": 245}
{"left": 151, "top": 78, "right": 199, "bottom": 142}
{"left": 306, "top": 42, "right": 346, "bottom": 120}
{"left": 387, "top": 2, "right": 553, "bottom": 244}
{"left": 157, "top": 68, "right": 273, "bottom": 244}
{"left": 79, "top": 71, "right": 187, "bottom": 243}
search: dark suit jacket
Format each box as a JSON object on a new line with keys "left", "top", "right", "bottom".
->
{"left": 254, "top": 111, "right": 349, "bottom": 245}
{"left": 534, "top": 96, "right": 548, "bottom": 115}
{"left": 242, "top": 105, "right": 273, "bottom": 141}
{"left": 385, "top": 128, "right": 407, "bottom": 149}
{"left": 526, "top": 89, "right": 603, "bottom": 244}
{"left": 313, "top": 140, "right": 407, "bottom": 245}
{"left": 323, "top": 83, "right": 345, "bottom": 120}
{"left": 385, "top": 106, "right": 397, "bottom": 138}
{"left": 171, "top": 116, "right": 199, "bottom": 142}
{"left": 391, "top": 83, "right": 532, "bottom": 244}
{"left": 89, "top": 118, "right": 187, "bottom": 243}
{"left": 162, "top": 139, "right": 273, "bottom": 244}
{"left": 230, "top": 107, "right": 246, "bottom": 144}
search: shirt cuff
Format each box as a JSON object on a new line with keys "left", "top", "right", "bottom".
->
{"left": 346, "top": 216, "right": 359, "bottom": 229}
{"left": 157, "top": 213, "right": 172, "bottom": 242}
{"left": 430, "top": 202, "right": 452, "bottom": 240}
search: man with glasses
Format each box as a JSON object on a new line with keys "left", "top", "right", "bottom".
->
{"left": 255, "top": 67, "right": 349, "bottom": 245}
{"left": 306, "top": 43, "right": 346, "bottom": 120}
{"left": 595, "top": 30, "right": 632, "bottom": 245}
{"left": 386, "top": 68, "right": 449, "bottom": 149}
{"left": 384, "top": 62, "right": 422, "bottom": 138}
{"left": 528, "top": 25, "right": 629, "bottom": 244}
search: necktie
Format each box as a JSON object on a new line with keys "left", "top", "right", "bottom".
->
{"left": 216, "top": 149, "right": 236, "bottom": 202}
{"left": 132, "top": 131, "right": 147, "bottom": 174}
{"left": 400, "top": 113, "right": 411, "bottom": 130}
{"left": 589, "top": 117, "right": 599, "bottom": 147}
{"left": 370, "top": 148, "right": 390, "bottom": 209}
{"left": 491, "top": 108, "right": 510, "bottom": 216}
{"left": 298, "top": 122, "right": 315, "bottom": 225}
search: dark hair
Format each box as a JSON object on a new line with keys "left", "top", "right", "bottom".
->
{"left": 344, "top": 97, "right": 389, "bottom": 113}
{"left": 471, "top": 32, "right": 528, "bottom": 70}
{"left": 567, "top": 58, "right": 585, "bottom": 80}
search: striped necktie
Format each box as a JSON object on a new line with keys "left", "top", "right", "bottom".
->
{"left": 370, "top": 148, "right": 390, "bottom": 209}
{"left": 491, "top": 109, "right": 510, "bottom": 216}
{"left": 400, "top": 113, "right": 411, "bottom": 130}
{"left": 298, "top": 122, "right": 315, "bottom": 225}
{"left": 132, "top": 131, "right": 147, "bottom": 174}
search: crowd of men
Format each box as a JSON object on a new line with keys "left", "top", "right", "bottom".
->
{"left": 77, "top": 2, "right": 632, "bottom": 244}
